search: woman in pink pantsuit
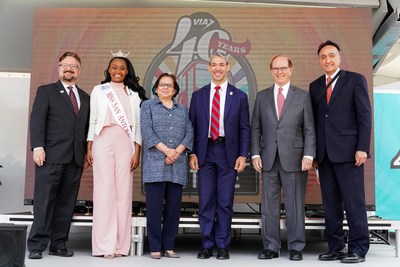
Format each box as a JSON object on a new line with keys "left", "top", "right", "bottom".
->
{"left": 86, "top": 54, "right": 147, "bottom": 259}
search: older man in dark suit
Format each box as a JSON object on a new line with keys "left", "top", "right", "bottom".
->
{"left": 189, "top": 53, "right": 250, "bottom": 260}
{"left": 251, "top": 55, "right": 316, "bottom": 261}
{"left": 309, "top": 40, "right": 372, "bottom": 264}
{"left": 27, "top": 52, "right": 90, "bottom": 259}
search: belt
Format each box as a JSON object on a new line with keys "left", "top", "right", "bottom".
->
{"left": 208, "top": 136, "right": 225, "bottom": 144}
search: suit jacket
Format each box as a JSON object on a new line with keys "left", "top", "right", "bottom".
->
{"left": 189, "top": 83, "right": 250, "bottom": 168}
{"left": 309, "top": 70, "right": 371, "bottom": 163}
{"left": 30, "top": 80, "right": 90, "bottom": 167}
{"left": 251, "top": 84, "right": 316, "bottom": 172}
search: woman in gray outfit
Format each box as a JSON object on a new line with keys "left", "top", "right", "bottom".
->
{"left": 140, "top": 73, "right": 194, "bottom": 259}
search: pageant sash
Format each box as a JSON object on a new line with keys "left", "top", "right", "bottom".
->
{"left": 100, "top": 83, "right": 135, "bottom": 153}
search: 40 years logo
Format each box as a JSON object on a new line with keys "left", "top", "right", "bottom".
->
{"left": 143, "top": 12, "right": 257, "bottom": 107}
{"left": 143, "top": 12, "right": 260, "bottom": 195}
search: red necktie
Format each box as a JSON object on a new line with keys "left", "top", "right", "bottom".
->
{"left": 326, "top": 76, "right": 332, "bottom": 104}
{"left": 68, "top": 86, "right": 79, "bottom": 115}
{"left": 210, "top": 86, "right": 221, "bottom": 141}
{"left": 277, "top": 87, "right": 284, "bottom": 119}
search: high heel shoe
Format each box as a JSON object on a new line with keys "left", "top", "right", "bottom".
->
{"left": 163, "top": 250, "right": 180, "bottom": 258}
{"left": 150, "top": 252, "right": 161, "bottom": 259}
{"left": 104, "top": 253, "right": 115, "bottom": 259}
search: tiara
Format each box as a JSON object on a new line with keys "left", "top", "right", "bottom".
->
{"left": 111, "top": 50, "right": 130, "bottom": 58}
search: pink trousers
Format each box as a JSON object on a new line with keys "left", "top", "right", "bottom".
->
{"left": 91, "top": 125, "right": 133, "bottom": 256}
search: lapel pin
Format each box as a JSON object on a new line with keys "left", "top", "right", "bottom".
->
{"left": 60, "top": 90, "right": 65, "bottom": 93}
{"left": 230, "top": 92, "right": 233, "bottom": 95}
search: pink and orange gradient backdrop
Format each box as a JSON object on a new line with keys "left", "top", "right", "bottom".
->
{"left": 25, "top": 8, "right": 373, "bottom": 207}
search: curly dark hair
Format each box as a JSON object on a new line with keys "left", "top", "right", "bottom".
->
{"left": 101, "top": 56, "right": 147, "bottom": 102}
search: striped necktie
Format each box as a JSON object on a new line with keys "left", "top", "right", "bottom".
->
{"left": 210, "top": 86, "right": 221, "bottom": 141}
{"left": 68, "top": 86, "right": 79, "bottom": 115}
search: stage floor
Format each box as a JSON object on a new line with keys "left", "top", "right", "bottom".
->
{"left": 22, "top": 227, "right": 400, "bottom": 267}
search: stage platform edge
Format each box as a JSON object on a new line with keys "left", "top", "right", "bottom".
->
{"left": 1, "top": 214, "right": 399, "bottom": 257}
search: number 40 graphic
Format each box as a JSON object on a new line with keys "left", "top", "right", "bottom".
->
{"left": 391, "top": 150, "right": 400, "bottom": 169}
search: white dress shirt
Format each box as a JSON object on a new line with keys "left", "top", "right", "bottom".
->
{"left": 61, "top": 81, "right": 81, "bottom": 108}
{"left": 209, "top": 80, "right": 228, "bottom": 137}
{"left": 274, "top": 82, "right": 290, "bottom": 117}
{"left": 325, "top": 68, "right": 341, "bottom": 91}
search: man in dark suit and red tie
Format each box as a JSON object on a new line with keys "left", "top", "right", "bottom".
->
{"left": 27, "top": 52, "right": 90, "bottom": 260}
{"left": 189, "top": 53, "right": 250, "bottom": 260}
{"left": 309, "top": 40, "right": 372, "bottom": 264}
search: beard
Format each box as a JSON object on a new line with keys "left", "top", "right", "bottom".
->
{"left": 62, "top": 71, "right": 77, "bottom": 82}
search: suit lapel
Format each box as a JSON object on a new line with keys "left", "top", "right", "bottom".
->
{"left": 316, "top": 76, "right": 328, "bottom": 110}
{"left": 266, "top": 87, "right": 277, "bottom": 120}
{"left": 76, "top": 87, "right": 87, "bottom": 118}
{"left": 224, "top": 84, "right": 234, "bottom": 119}
{"left": 280, "top": 86, "right": 296, "bottom": 119}
{"left": 56, "top": 80, "right": 78, "bottom": 117}
{"left": 327, "top": 70, "right": 346, "bottom": 109}
{"left": 201, "top": 84, "right": 211, "bottom": 123}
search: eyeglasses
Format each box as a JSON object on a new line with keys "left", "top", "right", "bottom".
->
{"left": 59, "top": 63, "right": 80, "bottom": 70}
{"left": 271, "top": 67, "right": 289, "bottom": 72}
{"left": 159, "top": 82, "right": 173, "bottom": 89}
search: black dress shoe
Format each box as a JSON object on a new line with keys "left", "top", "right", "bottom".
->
{"left": 258, "top": 249, "right": 279, "bottom": 259}
{"left": 197, "top": 248, "right": 213, "bottom": 259}
{"left": 340, "top": 252, "right": 365, "bottom": 263}
{"left": 49, "top": 248, "right": 74, "bottom": 257}
{"left": 289, "top": 250, "right": 303, "bottom": 261}
{"left": 28, "top": 251, "right": 42, "bottom": 259}
{"left": 318, "top": 247, "right": 347, "bottom": 261}
{"left": 216, "top": 248, "right": 230, "bottom": 260}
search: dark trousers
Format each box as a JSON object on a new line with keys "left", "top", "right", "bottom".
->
{"left": 27, "top": 160, "right": 82, "bottom": 252}
{"left": 319, "top": 157, "right": 370, "bottom": 257}
{"left": 145, "top": 182, "right": 183, "bottom": 252}
{"left": 197, "top": 140, "right": 236, "bottom": 249}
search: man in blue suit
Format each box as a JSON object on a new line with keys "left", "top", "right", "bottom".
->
{"left": 189, "top": 53, "right": 250, "bottom": 260}
{"left": 309, "top": 40, "right": 372, "bottom": 264}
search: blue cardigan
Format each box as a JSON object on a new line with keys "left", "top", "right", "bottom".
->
{"left": 140, "top": 97, "right": 193, "bottom": 185}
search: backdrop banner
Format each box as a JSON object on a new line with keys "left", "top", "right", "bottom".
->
{"left": 26, "top": 7, "right": 374, "bottom": 205}
{"left": 374, "top": 83, "right": 400, "bottom": 219}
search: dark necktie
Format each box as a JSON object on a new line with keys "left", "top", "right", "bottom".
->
{"left": 68, "top": 86, "right": 79, "bottom": 115}
{"left": 210, "top": 85, "right": 221, "bottom": 141}
{"left": 277, "top": 87, "right": 285, "bottom": 119}
{"left": 326, "top": 76, "right": 332, "bottom": 104}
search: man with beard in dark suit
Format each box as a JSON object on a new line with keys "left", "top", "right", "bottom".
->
{"left": 27, "top": 51, "right": 90, "bottom": 260}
